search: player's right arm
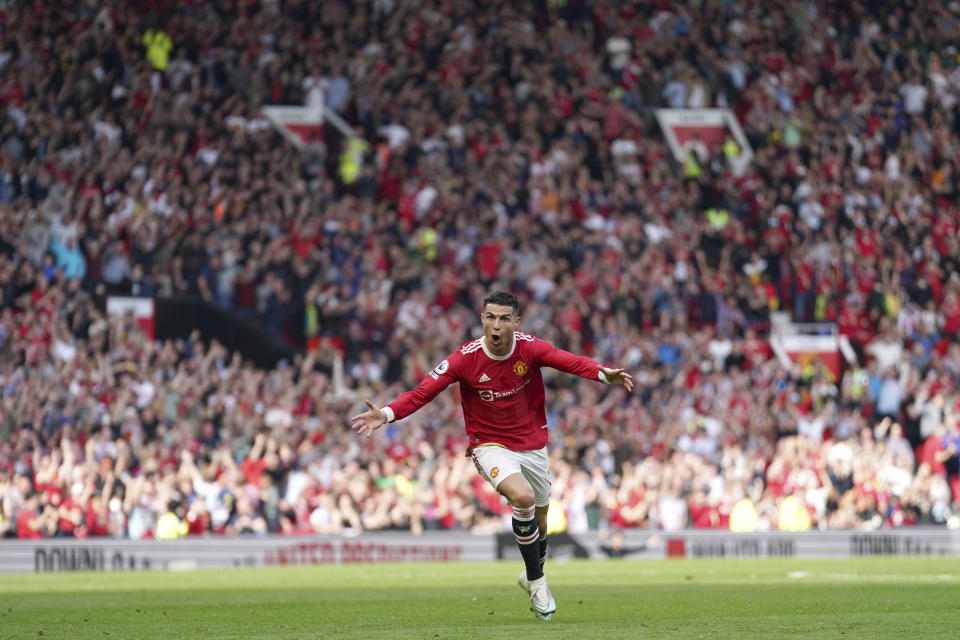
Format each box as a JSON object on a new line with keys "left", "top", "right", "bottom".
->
{"left": 350, "top": 352, "right": 463, "bottom": 438}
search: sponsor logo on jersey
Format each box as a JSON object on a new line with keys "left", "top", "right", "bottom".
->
{"left": 513, "top": 360, "right": 528, "bottom": 377}
{"left": 477, "top": 379, "right": 530, "bottom": 402}
{"left": 490, "top": 466, "right": 499, "bottom": 478}
{"left": 478, "top": 373, "right": 490, "bottom": 382}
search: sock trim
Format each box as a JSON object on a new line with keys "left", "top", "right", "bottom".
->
{"left": 512, "top": 505, "right": 535, "bottom": 520}
{"left": 515, "top": 529, "right": 540, "bottom": 544}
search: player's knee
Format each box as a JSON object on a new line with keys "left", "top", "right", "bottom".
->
{"left": 498, "top": 473, "right": 536, "bottom": 508}
{"left": 510, "top": 488, "right": 536, "bottom": 509}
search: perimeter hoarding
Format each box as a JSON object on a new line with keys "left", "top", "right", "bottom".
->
{"left": 4, "top": 530, "right": 960, "bottom": 573}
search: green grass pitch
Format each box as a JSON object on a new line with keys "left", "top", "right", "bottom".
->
{"left": 2, "top": 557, "right": 959, "bottom": 639}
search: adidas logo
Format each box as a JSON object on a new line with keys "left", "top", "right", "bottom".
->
{"left": 478, "top": 373, "right": 490, "bottom": 383}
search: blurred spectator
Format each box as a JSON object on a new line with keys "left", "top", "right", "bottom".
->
{"left": 155, "top": 499, "right": 188, "bottom": 540}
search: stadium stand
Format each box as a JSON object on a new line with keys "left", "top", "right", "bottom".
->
{"left": 2, "top": 0, "right": 960, "bottom": 539}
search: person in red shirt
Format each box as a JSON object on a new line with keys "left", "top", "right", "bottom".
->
{"left": 16, "top": 493, "right": 53, "bottom": 539}
{"left": 57, "top": 489, "right": 85, "bottom": 537}
{"left": 85, "top": 494, "right": 110, "bottom": 537}
{"left": 241, "top": 433, "right": 269, "bottom": 486}
{"left": 350, "top": 291, "right": 634, "bottom": 621}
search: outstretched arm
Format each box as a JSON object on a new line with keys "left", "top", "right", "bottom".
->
{"left": 350, "top": 352, "right": 463, "bottom": 437}
{"left": 535, "top": 337, "right": 634, "bottom": 392}
{"left": 350, "top": 399, "right": 388, "bottom": 438}
{"left": 598, "top": 366, "right": 635, "bottom": 392}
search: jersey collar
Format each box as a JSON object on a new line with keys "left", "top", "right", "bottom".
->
{"left": 481, "top": 334, "right": 516, "bottom": 360}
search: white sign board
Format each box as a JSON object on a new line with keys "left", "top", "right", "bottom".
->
{"left": 106, "top": 296, "right": 155, "bottom": 338}
{"left": 655, "top": 108, "right": 753, "bottom": 174}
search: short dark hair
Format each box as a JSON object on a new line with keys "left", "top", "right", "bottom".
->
{"left": 483, "top": 291, "right": 520, "bottom": 316}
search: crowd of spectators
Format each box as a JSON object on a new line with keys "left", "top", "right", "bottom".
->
{"left": 4, "top": 0, "right": 960, "bottom": 540}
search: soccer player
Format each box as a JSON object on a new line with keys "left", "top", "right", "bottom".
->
{"left": 350, "top": 291, "right": 634, "bottom": 620}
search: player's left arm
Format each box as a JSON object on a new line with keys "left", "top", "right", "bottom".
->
{"left": 533, "top": 337, "right": 634, "bottom": 392}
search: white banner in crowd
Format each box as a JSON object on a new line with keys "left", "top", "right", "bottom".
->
{"left": 262, "top": 105, "right": 325, "bottom": 149}
{"left": 105, "top": 296, "right": 155, "bottom": 339}
{"left": 3, "top": 529, "right": 960, "bottom": 573}
{"left": 655, "top": 108, "right": 754, "bottom": 174}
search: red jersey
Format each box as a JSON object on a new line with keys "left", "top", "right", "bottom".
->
{"left": 16, "top": 508, "right": 43, "bottom": 539}
{"left": 384, "top": 332, "right": 606, "bottom": 451}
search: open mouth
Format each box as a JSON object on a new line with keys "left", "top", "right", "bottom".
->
{"left": 490, "top": 334, "right": 502, "bottom": 346}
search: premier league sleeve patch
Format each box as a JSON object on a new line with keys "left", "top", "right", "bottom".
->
{"left": 429, "top": 359, "right": 450, "bottom": 380}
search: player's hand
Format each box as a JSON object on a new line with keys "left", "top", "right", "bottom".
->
{"left": 601, "top": 367, "right": 634, "bottom": 392}
{"left": 350, "top": 399, "right": 388, "bottom": 438}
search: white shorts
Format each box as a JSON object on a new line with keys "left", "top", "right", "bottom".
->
{"left": 469, "top": 445, "right": 551, "bottom": 507}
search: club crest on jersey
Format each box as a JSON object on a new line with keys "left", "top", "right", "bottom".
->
{"left": 513, "top": 361, "right": 529, "bottom": 377}
{"left": 490, "top": 466, "right": 499, "bottom": 478}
